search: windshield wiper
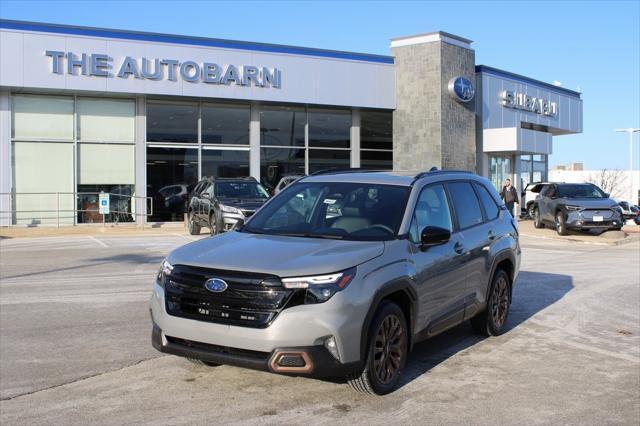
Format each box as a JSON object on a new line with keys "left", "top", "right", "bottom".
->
{"left": 278, "top": 232, "right": 344, "bottom": 240}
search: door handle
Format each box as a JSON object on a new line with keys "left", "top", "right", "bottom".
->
{"left": 454, "top": 242, "right": 465, "bottom": 255}
{"left": 488, "top": 231, "right": 496, "bottom": 241}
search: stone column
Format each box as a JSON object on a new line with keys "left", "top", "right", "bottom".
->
{"left": 391, "top": 32, "right": 476, "bottom": 173}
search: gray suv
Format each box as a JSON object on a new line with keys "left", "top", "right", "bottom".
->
{"left": 532, "top": 183, "right": 624, "bottom": 235}
{"left": 150, "top": 169, "right": 521, "bottom": 395}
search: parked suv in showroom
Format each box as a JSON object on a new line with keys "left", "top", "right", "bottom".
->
{"left": 151, "top": 169, "right": 521, "bottom": 394}
{"left": 532, "top": 182, "right": 623, "bottom": 235}
{"left": 187, "top": 177, "right": 270, "bottom": 235}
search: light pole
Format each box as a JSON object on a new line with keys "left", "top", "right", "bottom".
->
{"left": 614, "top": 128, "right": 639, "bottom": 203}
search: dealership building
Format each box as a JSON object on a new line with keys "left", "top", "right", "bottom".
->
{"left": 0, "top": 20, "right": 583, "bottom": 225}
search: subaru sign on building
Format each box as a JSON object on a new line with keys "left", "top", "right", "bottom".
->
{"left": 0, "top": 20, "right": 582, "bottom": 226}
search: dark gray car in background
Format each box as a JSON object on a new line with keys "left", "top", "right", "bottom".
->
{"left": 152, "top": 169, "right": 521, "bottom": 395}
{"left": 532, "top": 182, "right": 624, "bottom": 235}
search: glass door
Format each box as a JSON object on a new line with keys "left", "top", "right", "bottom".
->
{"left": 489, "top": 155, "right": 512, "bottom": 190}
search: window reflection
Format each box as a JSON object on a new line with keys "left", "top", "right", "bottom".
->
{"left": 147, "top": 102, "right": 198, "bottom": 143}
{"left": 260, "top": 148, "right": 305, "bottom": 192}
{"left": 309, "top": 149, "right": 350, "bottom": 173}
{"left": 202, "top": 104, "right": 250, "bottom": 145}
{"left": 201, "top": 149, "right": 250, "bottom": 178}
{"left": 308, "top": 109, "right": 351, "bottom": 148}
{"left": 260, "top": 106, "right": 305, "bottom": 147}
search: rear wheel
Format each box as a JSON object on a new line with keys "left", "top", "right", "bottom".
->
{"left": 348, "top": 301, "right": 408, "bottom": 395}
{"left": 533, "top": 208, "right": 544, "bottom": 229}
{"left": 471, "top": 269, "right": 511, "bottom": 336}
{"left": 187, "top": 211, "right": 200, "bottom": 235}
{"left": 209, "top": 214, "right": 218, "bottom": 236}
{"left": 555, "top": 211, "right": 569, "bottom": 235}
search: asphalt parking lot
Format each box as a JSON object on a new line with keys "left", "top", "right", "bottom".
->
{"left": 0, "top": 232, "right": 639, "bottom": 425}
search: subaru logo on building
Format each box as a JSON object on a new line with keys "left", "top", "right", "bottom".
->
{"left": 448, "top": 76, "right": 475, "bottom": 103}
{"left": 204, "top": 278, "right": 228, "bottom": 293}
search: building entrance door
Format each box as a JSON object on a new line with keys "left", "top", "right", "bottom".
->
{"left": 489, "top": 155, "right": 512, "bottom": 190}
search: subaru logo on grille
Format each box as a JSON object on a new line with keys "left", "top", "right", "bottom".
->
{"left": 204, "top": 278, "right": 228, "bottom": 293}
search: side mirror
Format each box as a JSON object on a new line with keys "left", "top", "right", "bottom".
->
{"left": 420, "top": 226, "right": 451, "bottom": 249}
{"left": 232, "top": 218, "right": 245, "bottom": 231}
{"left": 604, "top": 192, "right": 610, "bottom": 198}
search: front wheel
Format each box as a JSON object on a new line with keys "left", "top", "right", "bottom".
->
{"left": 533, "top": 208, "right": 544, "bottom": 229}
{"left": 187, "top": 211, "right": 201, "bottom": 235}
{"left": 471, "top": 269, "right": 511, "bottom": 336}
{"left": 555, "top": 211, "right": 569, "bottom": 235}
{"left": 209, "top": 214, "right": 218, "bottom": 236}
{"left": 348, "top": 301, "right": 408, "bottom": 395}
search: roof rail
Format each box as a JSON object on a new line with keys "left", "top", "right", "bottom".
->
{"left": 411, "top": 167, "right": 475, "bottom": 184}
{"left": 309, "top": 168, "right": 387, "bottom": 176}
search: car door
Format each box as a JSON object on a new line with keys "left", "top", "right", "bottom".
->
{"left": 539, "top": 184, "right": 557, "bottom": 222}
{"left": 445, "top": 181, "right": 488, "bottom": 313}
{"left": 410, "top": 183, "right": 468, "bottom": 337}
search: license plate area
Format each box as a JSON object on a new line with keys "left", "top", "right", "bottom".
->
{"left": 593, "top": 215, "right": 604, "bottom": 222}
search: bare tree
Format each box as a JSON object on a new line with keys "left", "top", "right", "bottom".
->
{"left": 586, "top": 169, "right": 627, "bottom": 199}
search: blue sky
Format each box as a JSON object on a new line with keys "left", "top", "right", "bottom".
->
{"left": 1, "top": 0, "right": 638, "bottom": 170}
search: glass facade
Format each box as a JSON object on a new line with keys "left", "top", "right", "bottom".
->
{"left": 8, "top": 94, "right": 396, "bottom": 224}
{"left": 519, "top": 154, "right": 548, "bottom": 189}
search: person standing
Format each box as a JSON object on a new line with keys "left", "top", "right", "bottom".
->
{"left": 500, "top": 178, "right": 519, "bottom": 217}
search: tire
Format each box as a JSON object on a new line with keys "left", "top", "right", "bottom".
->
{"left": 471, "top": 269, "right": 511, "bottom": 337}
{"left": 187, "top": 211, "right": 201, "bottom": 235}
{"left": 187, "top": 358, "right": 221, "bottom": 367}
{"left": 533, "top": 207, "right": 545, "bottom": 229}
{"left": 527, "top": 203, "right": 535, "bottom": 220}
{"left": 348, "top": 301, "right": 408, "bottom": 395}
{"left": 555, "top": 211, "right": 569, "bottom": 236}
{"left": 209, "top": 213, "right": 218, "bottom": 236}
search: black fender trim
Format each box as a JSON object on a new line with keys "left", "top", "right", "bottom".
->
{"left": 359, "top": 278, "right": 418, "bottom": 363}
{"left": 487, "top": 250, "right": 516, "bottom": 299}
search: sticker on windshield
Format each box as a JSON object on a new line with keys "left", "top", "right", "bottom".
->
{"left": 324, "top": 199, "right": 337, "bottom": 205}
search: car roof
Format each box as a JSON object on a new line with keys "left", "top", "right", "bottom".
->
{"left": 301, "top": 169, "right": 483, "bottom": 186}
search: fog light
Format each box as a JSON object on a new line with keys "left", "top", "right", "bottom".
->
{"left": 324, "top": 336, "right": 340, "bottom": 360}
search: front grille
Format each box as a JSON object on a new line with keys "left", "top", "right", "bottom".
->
{"left": 164, "top": 264, "right": 292, "bottom": 328}
{"left": 582, "top": 209, "right": 614, "bottom": 219}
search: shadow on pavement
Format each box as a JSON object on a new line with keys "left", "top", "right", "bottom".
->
{"left": 1, "top": 253, "right": 164, "bottom": 280}
{"left": 397, "top": 270, "right": 573, "bottom": 390}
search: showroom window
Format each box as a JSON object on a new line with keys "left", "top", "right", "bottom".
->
{"left": 202, "top": 148, "right": 250, "bottom": 178}
{"left": 308, "top": 149, "right": 350, "bottom": 174}
{"left": 260, "top": 106, "right": 305, "bottom": 147}
{"left": 146, "top": 101, "right": 198, "bottom": 143}
{"left": 201, "top": 103, "right": 250, "bottom": 145}
{"left": 146, "top": 147, "right": 198, "bottom": 222}
{"left": 360, "top": 110, "right": 393, "bottom": 170}
{"left": 10, "top": 94, "right": 136, "bottom": 225}
{"left": 308, "top": 108, "right": 351, "bottom": 149}
{"left": 260, "top": 147, "right": 306, "bottom": 192}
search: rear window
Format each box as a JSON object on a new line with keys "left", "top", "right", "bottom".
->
{"left": 447, "top": 182, "right": 484, "bottom": 229}
{"left": 474, "top": 183, "right": 499, "bottom": 220}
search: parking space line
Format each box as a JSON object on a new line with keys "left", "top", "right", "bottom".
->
{"left": 87, "top": 236, "right": 109, "bottom": 248}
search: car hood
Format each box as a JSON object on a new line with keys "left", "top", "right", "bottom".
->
{"left": 562, "top": 199, "right": 618, "bottom": 209}
{"left": 167, "top": 231, "right": 385, "bottom": 277}
{"left": 217, "top": 198, "right": 267, "bottom": 211}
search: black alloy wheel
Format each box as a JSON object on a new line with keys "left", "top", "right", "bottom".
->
{"left": 348, "top": 301, "right": 408, "bottom": 395}
{"left": 188, "top": 211, "right": 200, "bottom": 235}
{"left": 471, "top": 269, "right": 511, "bottom": 336}
{"left": 209, "top": 214, "right": 218, "bottom": 236}
{"left": 555, "top": 211, "right": 569, "bottom": 235}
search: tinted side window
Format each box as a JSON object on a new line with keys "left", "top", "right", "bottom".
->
{"left": 448, "top": 182, "right": 483, "bottom": 229}
{"left": 409, "top": 184, "right": 453, "bottom": 243}
{"left": 474, "top": 183, "right": 499, "bottom": 221}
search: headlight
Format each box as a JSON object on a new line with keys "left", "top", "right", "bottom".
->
{"left": 220, "top": 204, "right": 240, "bottom": 214}
{"left": 282, "top": 267, "right": 356, "bottom": 303}
{"left": 157, "top": 259, "right": 173, "bottom": 288}
{"left": 565, "top": 205, "right": 581, "bottom": 211}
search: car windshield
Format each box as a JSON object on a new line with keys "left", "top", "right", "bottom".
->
{"left": 242, "top": 182, "right": 411, "bottom": 241}
{"left": 557, "top": 184, "right": 606, "bottom": 199}
{"left": 215, "top": 182, "right": 270, "bottom": 200}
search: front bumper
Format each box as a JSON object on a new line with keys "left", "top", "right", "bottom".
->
{"left": 151, "top": 322, "right": 358, "bottom": 377}
{"left": 565, "top": 211, "right": 623, "bottom": 230}
{"left": 150, "top": 281, "right": 366, "bottom": 366}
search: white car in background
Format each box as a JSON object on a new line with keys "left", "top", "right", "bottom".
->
{"left": 521, "top": 182, "right": 552, "bottom": 218}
